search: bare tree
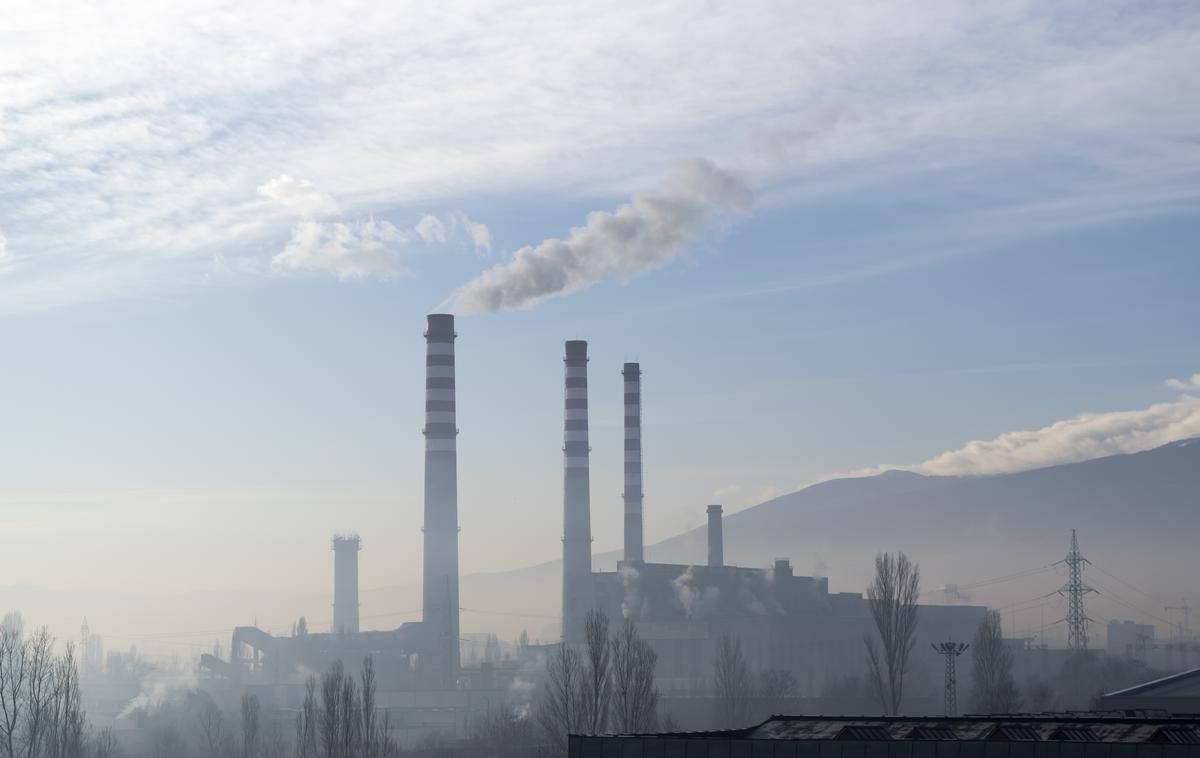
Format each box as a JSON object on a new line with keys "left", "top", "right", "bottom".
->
{"left": 714, "top": 635, "right": 751, "bottom": 728}
{"left": 21, "top": 628, "right": 55, "bottom": 758}
{"left": 0, "top": 621, "right": 29, "bottom": 758}
{"left": 195, "top": 698, "right": 226, "bottom": 758}
{"left": 242, "top": 694, "right": 261, "bottom": 758}
{"left": 863, "top": 551, "right": 920, "bottom": 715}
{"left": 89, "top": 728, "right": 118, "bottom": 758}
{"left": 579, "top": 610, "right": 612, "bottom": 735}
{"left": 472, "top": 710, "right": 539, "bottom": 758}
{"left": 294, "top": 675, "right": 317, "bottom": 758}
{"left": 970, "top": 610, "right": 1021, "bottom": 714}
{"left": 359, "top": 657, "right": 376, "bottom": 757}
{"left": 317, "top": 661, "right": 346, "bottom": 758}
{"left": 535, "top": 642, "right": 583, "bottom": 754}
{"left": 609, "top": 621, "right": 658, "bottom": 734}
{"left": 758, "top": 668, "right": 797, "bottom": 716}
{"left": 47, "top": 644, "right": 84, "bottom": 758}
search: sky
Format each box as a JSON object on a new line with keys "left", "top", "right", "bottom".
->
{"left": 1, "top": 0, "right": 1199, "bottom": 624}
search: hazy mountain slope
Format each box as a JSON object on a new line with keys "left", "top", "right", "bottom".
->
{"left": 458, "top": 438, "right": 1200, "bottom": 638}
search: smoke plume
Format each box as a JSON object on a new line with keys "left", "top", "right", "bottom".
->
{"left": 441, "top": 159, "right": 751, "bottom": 314}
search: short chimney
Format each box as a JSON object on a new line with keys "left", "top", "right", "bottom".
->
{"left": 331, "top": 534, "right": 361, "bottom": 635}
{"left": 707, "top": 504, "right": 724, "bottom": 568}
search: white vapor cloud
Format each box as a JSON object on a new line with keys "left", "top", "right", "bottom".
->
{"left": 442, "top": 159, "right": 751, "bottom": 313}
{"left": 256, "top": 175, "right": 340, "bottom": 217}
{"left": 1166, "top": 373, "right": 1200, "bottom": 392}
{"left": 272, "top": 219, "right": 411, "bottom": 280}
{"left": 453, "top": 213, "right": 492, "bottom": 254}
{"left": 415, "top": 215, "right": 447, "bottom": 244}
{"left": 854, "top": 385, "right": 1200, "bottom": 478}
{"left": 271, "top": 210, "right": 494, "bottom": 281}
{"left": 0, "top": 231, "right": 8, "bottom": 270}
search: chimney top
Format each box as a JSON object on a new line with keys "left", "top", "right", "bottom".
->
{"left": 707, "top": 504, "right": 723, "bottom": 514}
{"left": 565, "top": 340, "right": 588, "bottom": 359}
{"left": 426, "top": 313, "right": 455, "bottom": 337}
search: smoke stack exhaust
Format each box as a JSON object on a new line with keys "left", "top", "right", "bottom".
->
{"left": 331, "top": 534, "right": 361, "bottom": 635}
{"left": 422, "top": 314, "right": 460, "bottom": 677}
{"left": 707, "top": 504, "right": 724, "bottom": 567}
{"left": 622, "top": 362, "right": 644, "bottom": 564}
{"left": 562, "top": 340, "right": 594, "bottom": 643}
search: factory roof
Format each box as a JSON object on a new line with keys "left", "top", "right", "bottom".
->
{"left": 1105, "top": 668, "right": 1200, "bottom": 699}
{"left": 594, "top": 713, "right": 1200, "bottom": 744}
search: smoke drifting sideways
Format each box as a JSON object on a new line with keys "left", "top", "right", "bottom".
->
{"left": 440, "top": 158, "right": 752, "bottom": 314}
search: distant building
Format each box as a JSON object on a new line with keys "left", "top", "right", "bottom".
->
{"left": 1101, "top": 668, "right": 1200, "bottom": 714}
{"left": 591, "top": 555, "right": 986, "bottom": 701}
{"left": 570, "top": 714, "right": 1200, "bottom": 757}
{"left": 1109, "top": 619, "right": 1155, "bottom": 660}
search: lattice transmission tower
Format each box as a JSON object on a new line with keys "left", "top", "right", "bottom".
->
{"left": 1058, "top": 529, "right": 1095, "bottom": 652}
{"left": 932, "top": 641, "right": 969, "bottom": 716}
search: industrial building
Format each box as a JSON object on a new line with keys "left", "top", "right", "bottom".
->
{"left": 198, "top": 317, "right": 992, "bottom": 739}
{"left": 557, "top": 340, "right": 986, "bottom": 704}
{"left": 569, "top": 714, "right": 1200, "bottom": 757}
{"left": 1101, "top": 668, "right": 1200, "bottom": 714}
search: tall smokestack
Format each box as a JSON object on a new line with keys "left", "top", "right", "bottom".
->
{"left": 562, "top": 340, "right": 594, "bottom": 644}
{"left": 331, "top": 534, "right": 361, "bottom": 635}
{"left": 422, "top": 314, "right": 460, "bottom": 678}
{"left": 622, "top": 362, "right": 644, "bottom": 564}
{"left": 707, "top": 504, "right": 724, "bottom": 568}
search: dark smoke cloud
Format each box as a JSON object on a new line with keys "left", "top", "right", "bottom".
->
{"left": 441, "top": 159, "right": 751, "bottom": 314}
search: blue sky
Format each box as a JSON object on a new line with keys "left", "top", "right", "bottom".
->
{"left": 1, "top": 0, "right": 1199, "bottom": 599}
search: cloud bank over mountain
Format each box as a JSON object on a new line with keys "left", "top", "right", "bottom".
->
{"left": 852, "top": 378, "right": 1200, "bottom": 478}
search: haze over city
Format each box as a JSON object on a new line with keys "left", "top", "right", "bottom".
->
{"left": 1, "top": 1, "right": 1198, "bottom": 756}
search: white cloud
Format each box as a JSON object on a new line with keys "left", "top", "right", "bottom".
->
{"left": 452, "top": 213, "right": 492, "bottom": 254}
{"left": 272, "top": 219, "right": 411, "bottom": 281}
{"left": 0, "top": 230, "right": 8, "bottom": 269}
{"left": 853, "top": 390, "right": 1200, "bottom": 478}
{"left": 256, "top": 175, "right": 339, "bottom": 217}
{"left": 1166, "top": 373, "right": 1200, "bottom": 392}
{"left": 0, "top": 1, "right": 1197, "bottom": 309}
{"left": 414, "top": 214, "right": 447, "bottom": 244}
{"left": 442, "top": 159, "right": 751, "bottom": 313}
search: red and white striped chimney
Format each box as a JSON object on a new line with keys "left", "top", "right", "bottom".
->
{"left": 622, "top": 362, "right": 644, "bottom": 564}
{"left": 422, "top": 314, "right": 460, "bottom": 678}
{"left": 562, "top": 340, "right": 594, "bottom": 644}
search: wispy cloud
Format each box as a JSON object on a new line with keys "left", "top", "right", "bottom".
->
{"left": 256, "top": 175, "right": 340, "bottom": 217}
{"left": 848, "top": 379, "right": 1200, "bottom": 478}
{"left": 1166, "top": 373, "right": 1200, "bottom": 392}
{"left": 272, "top": 219, "right": 413, "bottom": 280}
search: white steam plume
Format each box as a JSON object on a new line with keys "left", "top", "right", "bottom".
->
{"left": 441, "top": 159, "right": 751, "bottom": 314}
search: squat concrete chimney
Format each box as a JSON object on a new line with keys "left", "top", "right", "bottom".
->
{"left": 422, "top": 314, "right": 460, "bottom": 678}
{"left": 707, "top": 504, "right": 724, "bottom": 568}
{"left": 562, "top": 340, "right": 594, "bottom": 644}
{"left": 622, "top": 362, "right": 644, "bottom": 564}
{"left": 331, "top": 534, "right": 361, "bottom": 635}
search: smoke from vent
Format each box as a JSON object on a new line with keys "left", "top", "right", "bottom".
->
{"left": 441, "top": 159, "right": 751, "bottom": 314}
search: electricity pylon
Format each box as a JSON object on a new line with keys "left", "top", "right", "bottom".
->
{"left": 1058, "top": 529, "right": 1095, "bottom": 653}
{"left": 932, "top": 641, "right": 969, "bottom": 716}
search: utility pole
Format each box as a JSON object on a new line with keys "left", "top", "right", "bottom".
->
{"left": 932, "top": 641, "right": 969, "bottom": 716}
{"left": 1058, "top": 529, "right": 1095, "bottom": 653}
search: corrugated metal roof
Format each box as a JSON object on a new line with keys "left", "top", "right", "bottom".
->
{"left": 1150, "top": 726, "right": 1200, "bottom": 745}
{"left": 726, "top": 714, "right": 1200, "bottom": 744}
